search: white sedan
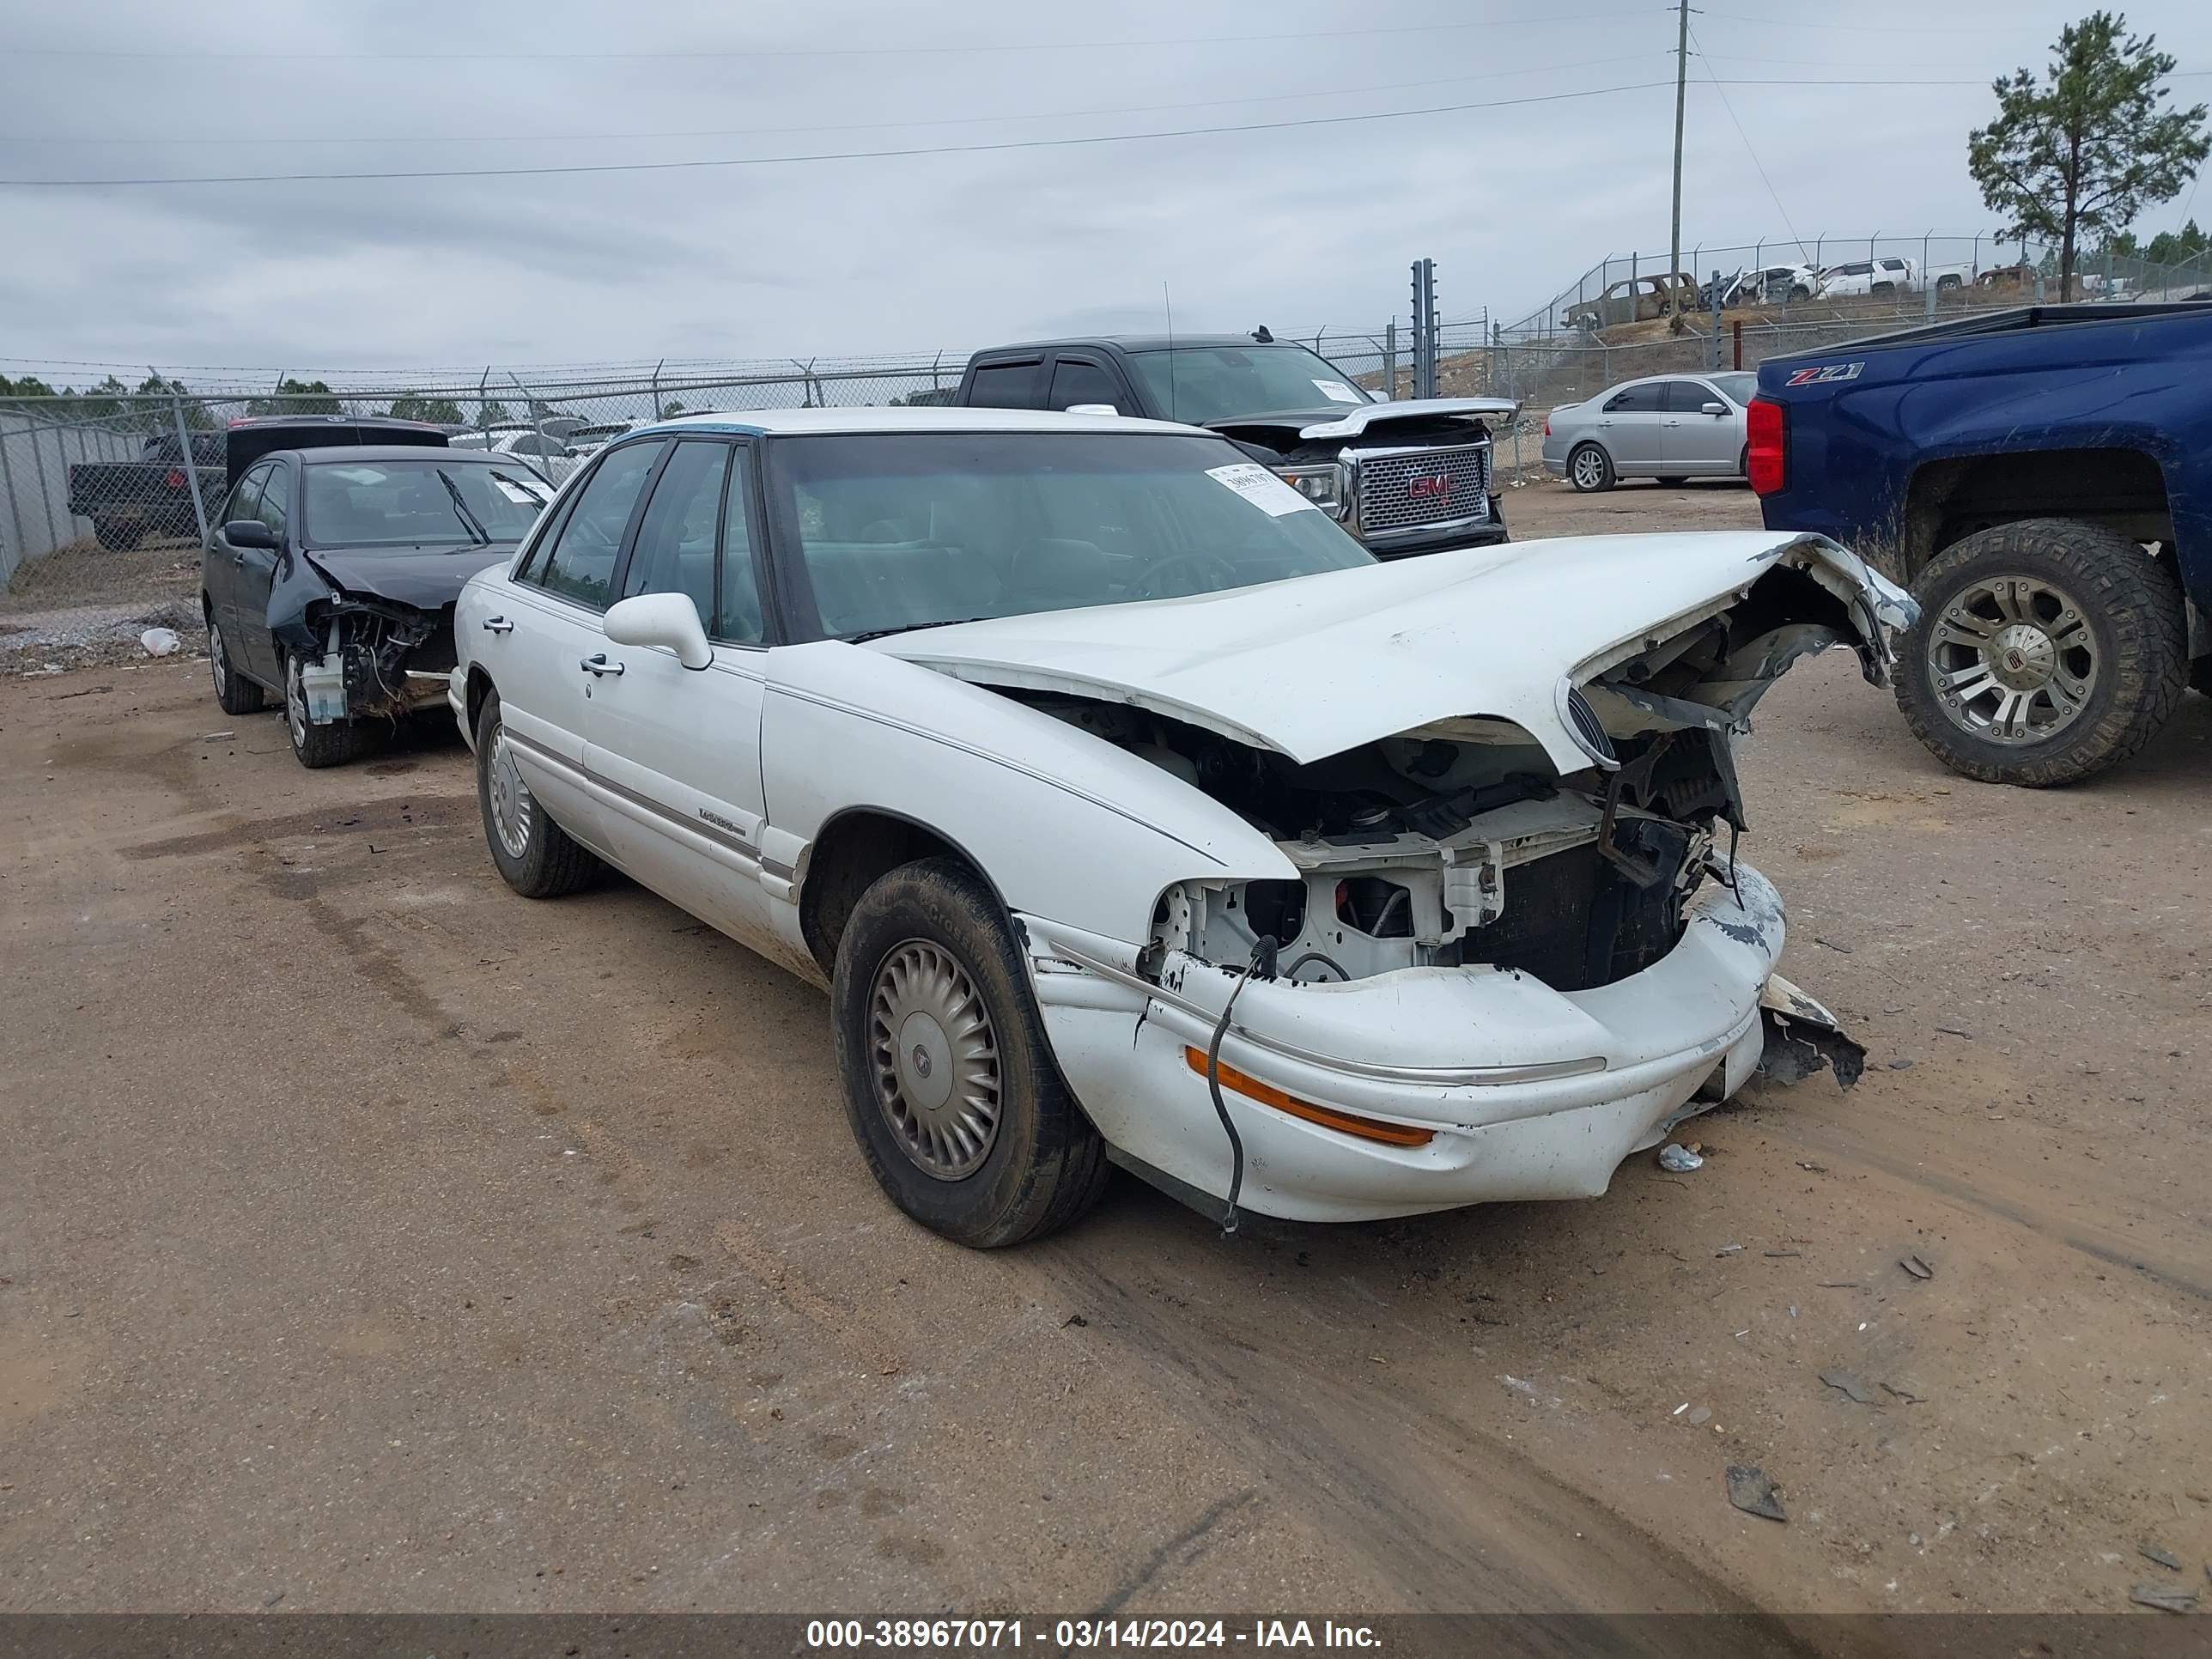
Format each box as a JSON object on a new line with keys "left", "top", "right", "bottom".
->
{"left": 449, "top": 408, "right": 1911, "bottom": 1247}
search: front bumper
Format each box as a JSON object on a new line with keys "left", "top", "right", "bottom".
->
{"left": 1021, "top": 862, "right": 1793, "bottom": 1223}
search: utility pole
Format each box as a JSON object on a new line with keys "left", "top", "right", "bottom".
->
{"left": 1668, "top": 0, "right": 1689, "bottom": 330}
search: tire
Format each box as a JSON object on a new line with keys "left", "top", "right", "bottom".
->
{"left": 1738, "top": 443, "right": 1752, "bottom": 481}
{"left": 1937, "top": 274, "right": 1963, "bottom": 292}
{"left": 282, "top": 651, "right": 370, "bottom": 769}
{"left": 1894, "top": 519, "right": 2188, "bottom": 787}
{"left": 1566, "top": 442, "right": 1614, "bottom": 493}
{"left": 206, "top": 611, "right": 264, "bottom": 715}
{"left": 1787, "top": 284, "right": 1811, "bottom": 302}
{"left": 474, "top": 688, "right": 601, "bottom": 897}
{"left": 831, "top": 857, "right": 1110, "bottom": 1249}
{"left": 2191, "top": 656, "right": 2212, "bottom": 698}
{"left": 93, "top": 518, "right": 143, "bottom": 551}
{"left": 1872, "top": 282, "right": 1896, "bottom": 296}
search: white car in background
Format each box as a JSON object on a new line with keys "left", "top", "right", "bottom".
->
{"left": 1541, "top": 371, "right": 1759, "bottom": 491}
{"left": 563, "top": 419, "right": 641, "bottom": 459}
{"left": 449, "top": 408, "right": 1905, "bottom": 1247}
{"left": 450, "top": 425, "right": 580, "bottom": 481}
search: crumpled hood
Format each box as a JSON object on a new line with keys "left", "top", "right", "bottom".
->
{"left": 876, "top": 531, "right": 1914, "bottom": 772}
{"left": 303, "top": 544, "right": 518, "bottom": 610}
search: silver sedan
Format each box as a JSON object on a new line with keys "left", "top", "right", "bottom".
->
{"left": 1542, "top": 371, "right": 1758, "bottom": 492}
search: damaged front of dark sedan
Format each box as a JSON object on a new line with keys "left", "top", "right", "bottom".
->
{"left": 200, "top": 427, "right": 556, "bottom": 767}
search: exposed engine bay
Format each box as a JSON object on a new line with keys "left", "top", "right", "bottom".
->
{"left": 280, "top": 593, "right": 457, "bottom": 725}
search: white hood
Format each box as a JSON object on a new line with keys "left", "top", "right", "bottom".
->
{"left": 1293, "top": 396, "right": 1519, "bottom": 441}
{"left": 875, "top": 532, "right": 1913, "bottom": 773}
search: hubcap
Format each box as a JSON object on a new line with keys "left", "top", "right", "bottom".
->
{"left": 284, "top": 658, "right": 307, "bottom": 748}
{"left": 209, "top": 622, "right": 227, "bottom": 694}
{"left": 1573, "top": 449, "right": 1603, "bottom": 489}
{"left": 867, "top": 939, "right": 1000, "bottom": 1181}
{"left": 1924, "top": 574, "right": 2097, "bottom": 745}
{"left": 485, "top": 723, "right": 534, "bottom": 859}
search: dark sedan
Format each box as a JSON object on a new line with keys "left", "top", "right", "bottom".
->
{"left": 204, "top": 445, "right": 556, "bottom": 767}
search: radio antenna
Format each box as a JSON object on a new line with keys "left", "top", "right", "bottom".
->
{"left": 1162, "top": 278, "right": 1176, "bottom": 424}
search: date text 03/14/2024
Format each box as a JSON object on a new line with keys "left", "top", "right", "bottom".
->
{"left": 804, "top": 1619, "right": 1382, "bottom": 1650}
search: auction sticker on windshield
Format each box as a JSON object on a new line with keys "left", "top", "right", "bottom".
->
{"left": 1311, "top": 379, "right": 1364, "bottom": 404}
{"left": 1206, "top": 462, "right": 1316, "bottom": 517}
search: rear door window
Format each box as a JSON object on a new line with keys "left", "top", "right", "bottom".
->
{"left": 532, "top": 440, "right": 664, "bottom": 610}
{"left": 965, "top": 361, "right": 1043, "bottom": 409}
{"left": 1603, "top": 383, "right": 1664, "bottom": 414}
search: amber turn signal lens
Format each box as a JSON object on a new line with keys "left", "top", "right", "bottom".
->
{"left": 1184, "top": 1047, "right": 1434, "bottom": 1147}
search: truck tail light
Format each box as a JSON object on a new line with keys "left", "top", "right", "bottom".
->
{"left": 1747, "top": 397, "right": 1787, "bottom": 495}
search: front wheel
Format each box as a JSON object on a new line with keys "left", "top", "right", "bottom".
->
{"left": 831, "top": 858, "right": 1109, "bottom": 1248}
{"left": 474, "top": 688, "right": 600, "bottom": 896}
{"left": 283, "top": 653, "right": 370, "bottom": 769}
{"left": 1894, "top": 519, "right": 2187, "bottom": 787}
{"left": 1566, "top": 442, "right": 1614, "bottom": 493}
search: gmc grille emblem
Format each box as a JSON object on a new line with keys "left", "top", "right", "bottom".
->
{"left": 1407, "top": 473, "right": 1453, "bottom": 501}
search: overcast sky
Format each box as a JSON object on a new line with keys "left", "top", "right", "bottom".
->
{"left": 3, "top": 0, "right": 2209, "bottom": 380}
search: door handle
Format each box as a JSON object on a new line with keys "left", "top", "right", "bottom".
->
{"left": 580, "top": 653, "right": 624, "bottom": 678}
{"left": 234, "top": 552, "right": 248, "bottom": 565}
{"left": 481, "top": 616, "right": 514, "bottom": 635}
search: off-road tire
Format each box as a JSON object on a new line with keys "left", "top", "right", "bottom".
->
{"left": 1895, "top": 519, "right": 2188, "bottom": 787}
{"left": 1566, "top": 442, "right": 1614, "bottom": 493}
{"left": 206, "top": 611, "right": 265, "bottom": 715}
{"left": 2190, "top": 656, "right": 2212, "bottom": 698}
{"left": 94, "top": 518, "right": 143, "bottom": 552}
{"left": 832, "top": 857, "right": 1111, "bottom": 1249}
{"left": 283, "top": 653, "right": 370, "bottom": 769}
{"left": 474, "top": 689, "right": 601, "bottom": 897}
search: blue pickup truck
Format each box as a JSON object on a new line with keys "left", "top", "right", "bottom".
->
{"left": 1753, "top": 301, "right": 2211, "bottom": 786}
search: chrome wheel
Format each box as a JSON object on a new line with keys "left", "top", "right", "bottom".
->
{"left": 867, "top": 939, "right": 1001, "bottom": 1181}
{"left": 1925, "top": 574, "right": 2097, "bottom": 744}
{"left": 284, "top": 657, "right": 308, "bottom": 748}
{"left": 209, "top": 622, "right": 228, "bottom": 696}
{"left": 485, "top": 722, "right": 534, "bottom": 859}
{"left": 1571, "top": 446, "right": 1607, "bottom": 489}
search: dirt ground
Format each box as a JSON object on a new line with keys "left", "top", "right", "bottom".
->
{"left": 4, "top": 483, "right": 2210, "bottom": 1623}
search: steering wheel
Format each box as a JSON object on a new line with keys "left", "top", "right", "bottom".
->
{"left": 1132, "top": 552, "right": 1239, "bottom": 601}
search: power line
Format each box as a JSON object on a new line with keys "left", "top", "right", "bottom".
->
{"left": 0, "top": 73, "right": 2045, "bottom": 188}
{"left": 1686, "top": 29, "right": 1811, "bottom": 264}
{"left": 1693, "top": 9, "right": 2025, "bottom": 35}
{"left": 0, "top": 52, "right": 1669, "bottom": 148}
{"left": 0, "top": 80, "right": 1683, "bottom": 186}
{"left": 0, "top": 10, "right": 1666, "bottom": 60}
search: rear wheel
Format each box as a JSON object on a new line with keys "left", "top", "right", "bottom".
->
{"left": 1567, "top": 442, "right": 1614, "bottom": 493}
{"left": 207, "top": 614, "right": 264, "bottom": 715}
{"left": 831, "top": 857, "right": 1110, "bottom": 1248}
{"left": 93, "top": 518, "right": 143, "bottom": 551}
{"left": 475, "top": 688, "right": 601, "bottom": 896}
{"left": 1737, "top": 443, "right": 1751, "bottom": 480}
{"left": 283, "top": 652, "right": 370, "bottom": 769}
{"left": 1895, "top": 519, "right": 2187, "bottom": 787}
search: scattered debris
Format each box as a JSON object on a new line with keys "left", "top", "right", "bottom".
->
{"left": 2140, "top": 1544, "right": 2183, "bottom": 1571}
{"left": 1686, "top": 1407, "right": 1711, "bottom": 1426}
{"left": 1900, "top": 1255, "right": 1935, "bottom": 1280}
{"left": 1820, "top": 1371, "right": 1877, "bottom": 1405}
{"left": 1060, "top": 1313, "right": 1088, "bottom": 1329}
{"left": 1796, "top": 1161, "right": 1828, "bottom": 1174}
{"left": 1814, "top": 937, "right": 1854, "bottom": 954}
{"left": 1715, "top": 1243, "right": 1745, "bottom": 1256}
{"left": 138, "top": 627, "right": 180, "bottom": 657}
{"left": 1726, "top": 1465, "right": 1787, "bottom": 1522}
{"left": 1887, "top": 1058, "right": 1915, "bottom": 1070}
{"left": 261, "top": 1592, "right": 285, "bottom": 1609}
{"left": 1498, "top": 1374, "right": 1539, "bottom": 1399}
{"left": 199, "top": 730, "right": 234, "bottom": 742}
{"left": 2129, "top": 1585, "right": 2197, "bottom": 1614}
{"left": 1880, "top": 1382, "right": 1926, "bottom": 1404}
{"left": 1657, "top": 1144, "right": 1704, "bottom": 1173}
{"left": 1764, "top": 1249, "right": 1802, "bottom": 1259}
{"left": 1934, "top": 1025, "right": 1972, "bottom": 1038}
{"left": 1817, "top": 1281, "right": 1863, "bottom": 1290}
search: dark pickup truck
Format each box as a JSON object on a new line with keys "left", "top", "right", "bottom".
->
{"left": 953, "top": 333, "right": 1516, "bottom": 558}
{"left": 1752, "top": 301, "right": 2212, "bottom": 786}
{"left": 67, "top": 429, "right": 227, "bottom": 550}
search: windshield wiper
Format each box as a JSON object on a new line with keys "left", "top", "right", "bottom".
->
{"left": 846, "top": 616, "right": 995, "bottom": 644}
{"left": 434, "top": 469, "right": 491, "bottom": 545}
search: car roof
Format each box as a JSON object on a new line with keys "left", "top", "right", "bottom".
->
{"left": 291, "top": 445, "right": 530, "bottom": 465}
{"left": 977, "top": 334, "right": 1288, "bottom": 355}
{"left": 625, "top": 407, "right": 1207, "bottom": 440}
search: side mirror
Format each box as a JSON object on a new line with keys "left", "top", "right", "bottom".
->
{"left": 1702, "top": 402, "right": 1728, "bottom": 416}
{"left": 223, "top": 519, "right": 277, "bottom": 550}
{"left": 604, "top": 592, "right": 713, "bottom": 671}
{"left": 1065, "top": 403, "right": 1119, "bottom": 416}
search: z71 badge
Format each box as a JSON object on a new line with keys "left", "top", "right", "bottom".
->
{"left": 1784, "top": 362, "right": 1864, "bottom": 386}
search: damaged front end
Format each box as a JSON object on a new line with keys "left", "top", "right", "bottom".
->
{"left": 275, "top": 589, "right": 459, "bottom": 726}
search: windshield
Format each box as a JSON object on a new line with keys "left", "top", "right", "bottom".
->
{"left": 302, "top": 459, "right": 553, "bottom": 549}
{"left": 1125, "top": 345, "right": 1374, "bottom": 427}
{"left": 769, "top": 432, "right": 1375, "bottom": 641}
{"left": 1711, "top": 373, "right": 1757, "bottom": 405}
